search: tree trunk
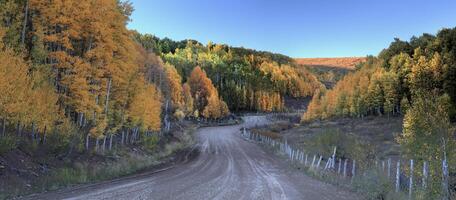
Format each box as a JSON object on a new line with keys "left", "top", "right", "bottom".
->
{"left": 125, "top": 129, "right": 130, "bottom": 144}
{"left": 95, "top": 138, "right": 99, "bottom": 152}
{"left": 102, "top": 136, "right": 107, "bottom": 152}
{"left": 31, "top": 122, "right": 35, "bottom": 142}
{"left": 1, "top": 118, "right": 5, "bottom": 137}
{"left": 121, "top": 131, "right": 125, "bottom": 145}
{"left": 85, "top": 134, "right": 90, "bottom": 150}
{"left": 135, "top": 128, "right": 139, "bottom": 143}
{"left": 109, "top": 134, "right": 113, "bottom": 150}
{"left": 78, "top": 112, "right": 84, "bottom": 127}
{"left": 16, "top": 122, "right": 20, "bottom": 136}
{"left": 105, "top": 78, "right": 112, "bottom": 114}
{"left": 43, "top": 126, "right": 47, "bottom": 144}
{"left": 21, "top": 0, "right": 29, "bottom": 44}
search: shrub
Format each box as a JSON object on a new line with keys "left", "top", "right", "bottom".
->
{"left": 142, "top": 135, "right": 159, "bottom": 151}
{"left": 304, "top": 128, "right": 376, "bottom": 167}
{"left": 0, "top": 136, "right": 17, "bottom": 155}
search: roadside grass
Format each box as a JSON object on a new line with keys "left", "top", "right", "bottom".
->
{"left": 38, "top": 152, "right": 161, "bottom": 191}
{"left": 262, "top": 143, "right": 410, "bottom": 200}
{"left": 0, "top": 135, "right": 18, "bottom": 155}
{"left": 2, "top": 126, "right": 196, "bottom": 199}
{"left": 40, "top": 130, "right": 195, "bottom": 191}
{"left": 254, "top": 119, "right": 447, "bottom": 200}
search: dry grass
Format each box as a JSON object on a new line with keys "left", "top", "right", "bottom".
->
{"left": 295, "top": 57, "right": 366, "bottom": 69}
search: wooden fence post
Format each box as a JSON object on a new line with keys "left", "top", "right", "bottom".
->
{"left": 311, "top": 155, "right": 316, "bottom": 169}
{"left": 316, "top": 156, "right": 323, "bottom": 169}
{"left": 305, "top": 154, "right": 308, "bottom": 166}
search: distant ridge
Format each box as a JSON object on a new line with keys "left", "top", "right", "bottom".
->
{"left": 295, "top": 57, "right": 366, "bottom": 69}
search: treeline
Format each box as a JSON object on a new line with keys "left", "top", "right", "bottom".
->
{"left": 134, "top": 33, "right": 323, "bottom": 112}
{"left": 0, "top": 0, "right": 238, "bottom": 150}
{"left": 0, "top": 0, "right": 165, "bottom": 153}
{"left": 302, "top": 28, "right": 456, "bottom": 194}
{"left": 303, "top": 28, "right": 456, "bottom": 121}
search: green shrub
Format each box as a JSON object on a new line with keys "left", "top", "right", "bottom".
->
{"left": 0, "top": 136, "right": 17, "bottom": 155}
{"left": 305, "top": 129, "right": 376, "bottom": 167}
{"left": 142, "top": 135, "right": 159, "bottom": 151}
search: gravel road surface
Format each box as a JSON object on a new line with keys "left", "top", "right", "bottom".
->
{"left": 23, "top": 116, "right": 359, "bottom": 200}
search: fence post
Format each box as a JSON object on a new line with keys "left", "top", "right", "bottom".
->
{"left": 324, "top": 158, "right": 331, "bottom": 170}
{"left": 316, "top": 156, "right": 323, "bottom": 169}
{"left": 331, "top": 146, "right": 337, "bottom": 169}
{"left": 311, "top": 155, "right": 316, "bottom": 169}
{"left": 305, "top": 154, "right": 308, "bottom": 166}
{"left": 396, "top": 160, "right": 401, "bottom": 193}
{"left": 382, "top": 160, "right": 385, "bottom": 172}
{"left": 409, "top": 159, "right": 413, "bottom": 199}
{"left": 422, "top": 161, "right": 428, "bottom": 189}
{"left": 343, "top": 159, "right": 348, "bottom": 177}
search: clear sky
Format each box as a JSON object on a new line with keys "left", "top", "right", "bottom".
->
{"left": 128, "top": 0, "right": 456, "bottom": 58}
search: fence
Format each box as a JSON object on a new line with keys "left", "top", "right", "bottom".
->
{"left": 240, "top": 127, "right": 452, "bottom": 200}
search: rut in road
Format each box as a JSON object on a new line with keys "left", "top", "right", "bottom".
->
{"left": 24, "top": 116, "right": 359, "bottom": 200}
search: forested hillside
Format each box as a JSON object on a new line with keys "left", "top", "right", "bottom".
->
{"left": 134, "top": 33, "right": 324, "bottom": 112}
{"left": 302, "top": 28, "right": 456, "bottom": 192}
{"left": 0, "top": 0, "right": 166, "bottom": 149}
{"left": 303, "top": 30, "right": 456, "bottom": 121}
{"left": 0, "top": 0, "right": 324, "bottom": 157}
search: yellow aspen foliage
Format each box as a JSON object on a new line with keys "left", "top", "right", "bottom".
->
{"left": 182, "top": 83, "right": 194, "bottom": 116}
{"left": 164, "top": 63, "right": 184, "bottom": 110}
{"left": 29, "top": 80, "right": 60, "bottom": 134}
{"left": 188, "top": 66, "right": 229, "bottom": 118}
{"left": 128, "top": 78, "right": 162, "bottom": 131}
{"left": 0, "top": 45, "right": 30, "bottom": 123}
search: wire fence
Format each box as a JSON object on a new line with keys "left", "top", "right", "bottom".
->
{"left": 240, "top": 127, "right": 453, "bottom": 200}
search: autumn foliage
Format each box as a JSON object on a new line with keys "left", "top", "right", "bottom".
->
{"left": 0, "top": 0, "right": 162, "bottom": 145}
{"left": 134, "top": 35, "right": 323, "bottom": 113}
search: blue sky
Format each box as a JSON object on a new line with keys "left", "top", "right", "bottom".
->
{"left": 128, "top": 0, "right": 456, "bottom": 58}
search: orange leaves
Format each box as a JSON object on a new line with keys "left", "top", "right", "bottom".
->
{"left": 164, "top": 63, "right": 184, "bottom": 110}
{"left": 0, "top": 47, "right": 31, "bottom": 122}
{"left": 182, "top": 83, "right": 194, "bottom": 116}
{"left": 188, "top": 66, "right": 229, "bottom": 119}
{"left": 259, "top": 61, "right": 321, "bottom": 98}
{"left": 128, "top": 77, "right": 162, "bottom": 131}
{"left": 202, "top": 93, "right": 229, "bottom": 119}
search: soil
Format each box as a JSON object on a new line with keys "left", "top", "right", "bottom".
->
{"left": 19, "top": 116, "right": 360, "bottom": 200}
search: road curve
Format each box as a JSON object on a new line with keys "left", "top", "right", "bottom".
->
{"left": 24, "top": 116, "right": 359, "bottom": 200}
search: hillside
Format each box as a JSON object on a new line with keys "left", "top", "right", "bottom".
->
{"left": 295, "top": 57, "right": 366, "bottom": 69}
{"left": 294, "top": 57, "right": 366, "bottom": 88}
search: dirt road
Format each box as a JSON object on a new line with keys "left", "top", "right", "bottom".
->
{"left": 23, "top": 116, "right": 359, "bottom": 200}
